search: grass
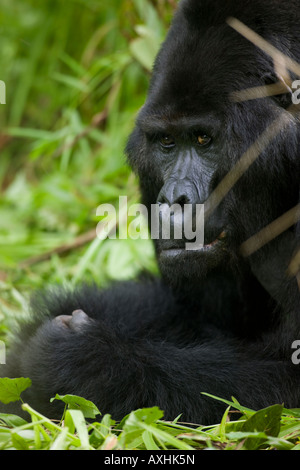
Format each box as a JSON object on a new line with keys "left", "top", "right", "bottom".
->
{"left": 1, "top": 0, "right": 300, "bottom": 451}
{"left": 1, "top": 378, "right": 300, "bottom": 450}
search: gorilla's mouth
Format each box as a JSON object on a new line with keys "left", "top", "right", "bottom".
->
{"left": 159, "top": 231, "right": 227, "bottom": 258}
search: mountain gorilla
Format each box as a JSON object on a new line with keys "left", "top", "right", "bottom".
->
{"left": 1, "top": 0, "right": 300, "bottom": 424}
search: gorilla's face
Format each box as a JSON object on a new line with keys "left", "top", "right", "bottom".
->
{"left": 126, "top": 0, "right": 300, "bottom": 284}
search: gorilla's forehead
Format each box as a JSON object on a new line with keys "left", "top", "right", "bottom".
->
{"left": 148, "top": 26, "right": 260, "bottom": 116}
{"left": 137, "top": 108, "right": 221, "bottom": 137}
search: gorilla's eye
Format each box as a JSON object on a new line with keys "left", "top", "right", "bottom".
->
{"left": 197, "top": 134, "right": 211, "bottom": 146}
{"left": 159, "top": 135, "right": 176, "bottom": 148}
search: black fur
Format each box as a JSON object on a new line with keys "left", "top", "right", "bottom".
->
{"left": 1, "top": 0, "right": 300, "bottom": 424}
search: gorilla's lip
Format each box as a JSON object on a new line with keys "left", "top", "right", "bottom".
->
{"left": 160, "top": 231, "right": 227, "bottom": 257}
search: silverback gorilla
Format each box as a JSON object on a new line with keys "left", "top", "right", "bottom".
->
{"left": 1, "top": 0, "right": 300, "bottom": 425}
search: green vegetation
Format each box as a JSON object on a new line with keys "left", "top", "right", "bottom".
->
{"left": 0, "top": 0, "right": 174, "bottom": 333}
{"left": 1, "top": 377, "right": 300, "bottom": 450}
{"left": 1, "top": 0, "right": 300, "bottom": 450}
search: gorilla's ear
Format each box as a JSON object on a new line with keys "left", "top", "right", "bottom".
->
{"left": 263, "top": 73, "right": 293, "bottom": 109}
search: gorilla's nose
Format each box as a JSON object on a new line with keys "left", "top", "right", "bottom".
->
{"left": 157, "top": 179, "right": 199, "bottom": 207}
{"left": 156, "top": 179, "right": 201, "bottom": 245}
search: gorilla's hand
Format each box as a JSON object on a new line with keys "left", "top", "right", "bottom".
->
{"left": 53, "top": 309, "right": 93, "bottom": 331}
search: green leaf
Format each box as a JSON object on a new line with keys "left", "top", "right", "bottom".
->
{"left": 242, "top": 404, "right": 283, "bottom": 436}
{"left": 201, "top": 392, "right": 255, "bottom": 416}
{"left": 89, "top": 414, "right": 116, "bottom": 448}
{"left": 0, "top": 413, "right": 28, "bottom": 427}
{"left": 123, "top": 407, "right": 164, "bottom": 431}
{"left": 0, "top": 378, "right": 32, "bottom": 404}
{"left": 119, "top": 407, "right": 164, "bottom": 449}
{"left": 139, "top": 423, "right": 194, "bottom": 450}
{"left": 64, "top": 409, "right": 90, "bottom": 449}
{"left": 241, "top": 404, "right": 283, "bottom": 450}
{"left": 121, "top": 407, "right": 193, "bottom": 451}
{"left": 50, "top": 393, "right": 101, "bottom": 419}
{"left": 97, "top": 414, "right": 115, "bottom": 438}
{"left": 227, "top": 431, "right": 268, "bottom": 440}
{"left": 0, "top": 429, "right": 11, "bottom": 448}
{"left": 218, "top": 406, "right": 231, "bottom": 442}
{"left": 142, "top": 430, "right": 160, "bottom": 450}
{"left": 11, "top": 431, "right": 31, "bottom": 450}
{"left": 50, "top": 427, "right": 70, "bottom": 451}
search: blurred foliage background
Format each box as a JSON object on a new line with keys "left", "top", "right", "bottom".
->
{"left": 0, "top": 0, "right": 178, "bottom": 335}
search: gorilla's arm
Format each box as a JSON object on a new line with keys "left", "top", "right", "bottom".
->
{"left": 249, "top": 230, "right": 300, "bottom": 310}
{"left": 1, "top": 282, "right": 299, "bottom": 425}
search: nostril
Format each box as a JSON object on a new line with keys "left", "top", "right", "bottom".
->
{"left": 157, "top": 192, "right": 191, "bottom": 207}
{"left": 173, "top": 194, "right": 190, "bottom": 207}
{"left": 157, "top": 191, "right": 171, "bottom": 206}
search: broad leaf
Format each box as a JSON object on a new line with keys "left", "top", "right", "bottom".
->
{"left": 241, "top": 404, "right": 283, "bottom": 449}
{"left": 50, "top": 393, "right": 101, "bottom": 419}
{"left": 0, "top": 378, "right": 32, "bottom": 404}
